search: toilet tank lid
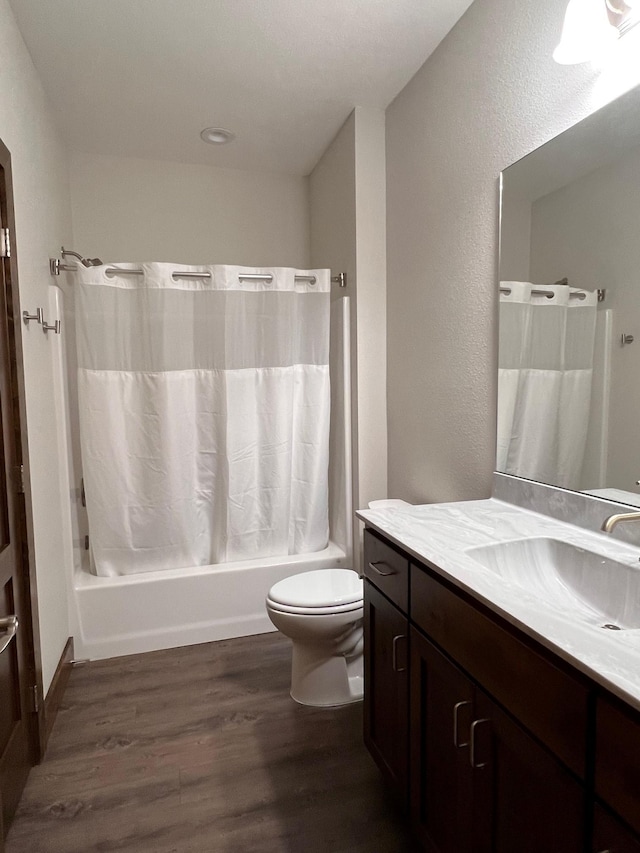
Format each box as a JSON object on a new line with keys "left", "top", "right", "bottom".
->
{"left": 268, "top": 569, "right": 362, "bottom": 608}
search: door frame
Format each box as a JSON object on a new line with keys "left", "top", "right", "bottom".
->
{"left": 0, "top": 137, "right": 46, "bottom": 765}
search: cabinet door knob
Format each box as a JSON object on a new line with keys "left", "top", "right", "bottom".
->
{"left": 368, "top": 560, "right": 396, "bottom": 577}
{"left": 470, "top": 718, "right": 491, "bottom": 769}
{"left": 391, "top": 634, "right": 407, "bottom": 673}
{"left": 453, "top": 700, "right": 472, "bottom": 748}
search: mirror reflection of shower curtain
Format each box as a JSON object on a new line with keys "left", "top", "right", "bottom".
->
{"left": 497, "top": 281, "right": 597, "bottom": 489}
{"left": 74, "top": 264, "right": 330, "bottom": 577}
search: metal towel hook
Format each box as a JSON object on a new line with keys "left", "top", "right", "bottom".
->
{"left": 42, "top": 317, "right": 61, "bottom": 335}
{"left": 22, "top": 308, "right": 43, "bottom": 326}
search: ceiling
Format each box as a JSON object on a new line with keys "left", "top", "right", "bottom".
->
{"left": 9, "top": 0, "right": 474, "bottom": 176}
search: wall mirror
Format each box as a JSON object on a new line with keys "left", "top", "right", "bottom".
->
{"left": 498, "top": 84, "right": 640, "bottom": 507}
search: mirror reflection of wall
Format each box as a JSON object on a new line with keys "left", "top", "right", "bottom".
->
{"left": 498, "top": 87, "right": 640, "bottom": 507}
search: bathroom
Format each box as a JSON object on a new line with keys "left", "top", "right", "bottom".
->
{"left": 2, "top": 0, "right": 640, "bottom": 850}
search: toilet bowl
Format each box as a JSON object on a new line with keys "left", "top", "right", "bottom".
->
{"left": 266, "top": 568, "right": 364, "bottom": 707}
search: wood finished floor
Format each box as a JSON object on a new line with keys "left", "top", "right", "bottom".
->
{"left": 6, "top": 633, "right": 416, "bottom": 853}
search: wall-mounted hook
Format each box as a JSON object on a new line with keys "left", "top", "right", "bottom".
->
{"left": 49, "top": 258, "right": 76, "bottom": 276}
{"left": 22, "top": 308, "right": 43, "bottom": 326}
{"left": 42, "top": 318, "right": 61, "bottom": 335}
{"left": 621, "top": 333, "right": 634, "bottom": 346}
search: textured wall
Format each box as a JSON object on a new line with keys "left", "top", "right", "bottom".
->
{"left": 69, "top": 151, "right": 310, "bottom": 268}
{"left": 354, "top": 108, "right": 388, "bottom": 512}
{"left": 0, "top": 0, "right": 73, "bottom": 693}
{"left": 386, "top": 0, "right": 640, "bottom": 504}
{"left": 309, "top": 113, "right": 358, "bottom": 558}
{"left": 310, "top": 109, "right": 387, "bottom": 567}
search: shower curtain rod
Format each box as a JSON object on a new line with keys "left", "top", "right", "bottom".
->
{"left": 49, "top": 248, "right": 347, "bottom": 287}
{"left": 499, "top": 279, "right": 606, "bottom": 302}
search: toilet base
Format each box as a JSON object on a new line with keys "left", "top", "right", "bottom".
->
{"left": 289, "top": 640, "right": 364, "bottom": 707}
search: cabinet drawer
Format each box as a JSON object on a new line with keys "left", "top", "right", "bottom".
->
{"left": 595, "top": 695, "right": 640, "bottom": 837}
{"left": 411, "top": 565, "right": 589, "bottom": 778}
{"left": 363, "top": 529, "right": 409, "bottom": 612}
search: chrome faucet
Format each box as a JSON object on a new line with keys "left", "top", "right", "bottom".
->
{"left": 601, "top": 510, "right": 640, "bottom": 533}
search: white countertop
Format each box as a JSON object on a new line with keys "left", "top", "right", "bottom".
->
{"left": 357, "top": 498, "right": 640, "bottom": 712}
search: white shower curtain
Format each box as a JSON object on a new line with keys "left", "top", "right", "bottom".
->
{"left": 75, "top": 263, "right": 331, "bottom": 577}
{"left": 497, "top": 281, "right": 597, "bottom": 489}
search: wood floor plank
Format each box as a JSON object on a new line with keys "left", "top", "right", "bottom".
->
{"left": 6, "top": 633, "right": 416, "bottom": 852}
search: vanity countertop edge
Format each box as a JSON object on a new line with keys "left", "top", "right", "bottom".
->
{"left": 357, "top": 498, "right": 640, "bottom": 713}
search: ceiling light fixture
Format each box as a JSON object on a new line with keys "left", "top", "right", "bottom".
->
{"left": 606, "top": 0, "right": 640, "bottom": 32}
{"left": 200, "top": 127, "right": 236, "bottom": 145}
{"left": 554, "top": 0, "right": 619, "bottom": 64}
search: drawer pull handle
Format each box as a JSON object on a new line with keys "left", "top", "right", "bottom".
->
{"left": 392, "top": 634, "right": 407, "bottom": 673}
{"left": 453, "top": 700, "right": 472, "bottom": 748}
{"left": 368, "top": 560, "right": 396, "bottom": 577}
{"left": 469, "top": 718, "right": 490, "bottom": 770}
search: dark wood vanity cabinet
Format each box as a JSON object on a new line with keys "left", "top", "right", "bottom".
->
{"left": 410, "top": 627, "right": 584, "bottom": 853}
{"left": 362, "top": 527, "right": 640, "bottom": 853}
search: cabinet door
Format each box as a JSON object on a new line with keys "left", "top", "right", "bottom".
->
{"left": 473, "top": 689, "right": 585, "bottom": 853}
{"left": 595, "top": 695, "right": 640, "bottom": 837}
{"left": 593, "top": 805, "right": 640, "bottom": 853}
{"left": 363, "top": 580, "right": 409, "bottom": 805}
{"left": 410, "top": 628, "right": 475, "bottom": 853}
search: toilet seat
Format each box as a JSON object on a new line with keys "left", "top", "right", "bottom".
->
{"left": 267, "top": 569, "right": 363, "bottom": 611}
{"left": 266, "top": 597, "right": 363, "bottom": 616}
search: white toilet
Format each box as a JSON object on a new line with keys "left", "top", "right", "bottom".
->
{"left": 266, "top": 568, "right": 364, "bottom": 707}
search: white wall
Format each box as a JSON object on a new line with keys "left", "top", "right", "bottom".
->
{"left": 499, "top": 192, "right": 532, "bottom": 282}
{"left": 386, "top": 0, "right": 640, "bottom": 504}
{"left": 354, "top": 108, "right": 388, "bottom": 513}
{"left": 309, "top": 114, "right": 357, "bottom": 559}
{"left": 310, "top": 108, "right": 387, "bottom": 567}
{"left": 69, "top": 152, "right": 310, "bottom": 267}
{"left": 0, "top": 0, "right": 73, "bottom": 693}
{"left": 530, "top": 143, "right": 640, "bottom": 494}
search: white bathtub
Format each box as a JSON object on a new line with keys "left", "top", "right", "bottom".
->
{"left": 70, "top": 542, "right": 348, "bottom": 660}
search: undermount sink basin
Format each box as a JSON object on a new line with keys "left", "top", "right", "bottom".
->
{"left": 465, "top": 537, "right": 640, "bottom": 630}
